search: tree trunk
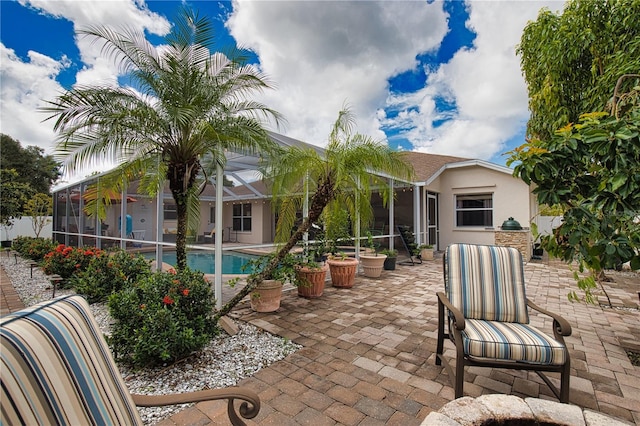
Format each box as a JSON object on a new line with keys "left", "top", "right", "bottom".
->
{"left": 175, "top": 198, "right": 188, "bottom": 271}
{"left": 214, "top": 177, "right": 334, "bottom": 320}
{"left": 168, "top": 161, "right": 198, "bottom": 271}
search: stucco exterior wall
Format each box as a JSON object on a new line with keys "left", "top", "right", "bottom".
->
{"left": 430, "top": 166, "right": 531, "bottom": 250}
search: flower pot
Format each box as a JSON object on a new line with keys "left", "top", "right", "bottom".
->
{"left": 359, "top": 254, "right": 387, "bottom": 278}
{"left": 327, "top": 257, "right": 359, "bottom": 288}
{"left": 295, "top": 263, "right": 329, "bottom": 298}
{"left": 420, "top": 248, "right": 434, "bottom": 261}
{"left": 383, "top": 256, "right": 397, "bottom": 270}
{"left": 250, "top": 279, "right": 283, "bottom": 312}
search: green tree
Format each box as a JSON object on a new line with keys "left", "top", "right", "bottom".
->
{"left": 0, "top": 134, "right": 61, "bottom": 194}
{"left": 513, "top": 0, "right": 640, "bottom": 301}
{"left": 217, "top": 107, "right": 414, "bottom": 318}
{"left": 509, "top": 90, "right": 640, "bottom": 301}
{"left": 24, "top": 193, "right": 53, "bottom": 238}
{"left": 0, "top": 169, "right": 35, "bottom": 236}
{"left": 41, "top": 8, "right": 282, "bottom": 270}
{"left": 517, "top": 0, "right": 640, "bottom": 142}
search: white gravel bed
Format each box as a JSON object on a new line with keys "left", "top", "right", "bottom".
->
{"left": 1, "top": 254, "right": 301, "bottom": 425}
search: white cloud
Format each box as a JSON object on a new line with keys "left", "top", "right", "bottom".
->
{"left": 0, "top": 44, "right": 66, "bottom": 153}
{"left": 227, "top": 0, "right": 449, "bottom": 145}
{"left": 19, "top": 0, "right": 171, "bottom": 88}
{"left": 386, "top": 0, "right": 565, "bottom": 161}
{"left": 1, "top": 1, "right": 170, "bottom": 155}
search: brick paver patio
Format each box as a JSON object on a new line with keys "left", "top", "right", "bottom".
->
{"left": 3, "top": 254, "right": 639, "bottom": 424}
{"left": 160, "top": 255, "right": 640, "bottom": 425}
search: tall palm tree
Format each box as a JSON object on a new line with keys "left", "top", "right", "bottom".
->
{"left": 217, "top": 106, "right": 414, "bottom": 318}
{"left": 42, "top": 8, "right": 283, "bottom": 270}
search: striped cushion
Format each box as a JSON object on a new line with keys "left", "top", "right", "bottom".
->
{"left": 462, "top": 319, "right": 567, "bottom": 365}
{"left": 446, "top": 243, "right": 529, "bottom": 323}
{"left": 1, "top": 295, "right": 143, "bottom": 425}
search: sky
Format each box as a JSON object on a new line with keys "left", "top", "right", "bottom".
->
{"left": 0, "top": 0, "right": 566, "bottom": 175}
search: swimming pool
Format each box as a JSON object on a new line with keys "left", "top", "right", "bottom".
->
{"left": 144, "top": 251, "right": 257, "bottom": 274}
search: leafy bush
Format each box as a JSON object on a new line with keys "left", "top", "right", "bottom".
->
{"left": 107, "top": 268, "right": 217, "bottom": 367}
{"left": 71, "top": 249, "right": 151, "bottom": 303}
{"left": 42, "top": 244, "right": 101, "bottom": 281}
{"left": 12, "top": 236, "right": 57, "bottom": 262}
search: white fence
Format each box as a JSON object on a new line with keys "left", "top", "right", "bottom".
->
{"left": 1, "top": 217, "right": 53, "bottom": 241}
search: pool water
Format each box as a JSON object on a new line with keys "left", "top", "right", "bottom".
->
{"left": 144, "top": 251, "right": 257, "bottom": 274}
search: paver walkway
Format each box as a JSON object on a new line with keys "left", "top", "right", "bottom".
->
{"left": 159, "top": 256, "right": 640, "bottom": 425}
{"left": 2, "top": 254, "right": 639, "bottom": 425}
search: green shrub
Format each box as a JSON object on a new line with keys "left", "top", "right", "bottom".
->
{"left": 107, "top": 268, "right": 217, "bottom": 367}
{"left": 15, "top": 237, "right": 58, "bottom": 262}
{"left": 71, "top": 249, "right": 151, "bottom": 303}
{"left": 11, "top": 236, "right": 32, "bottom": 256}
{"left": 42, "top": 244, "right": 101, "bottom": 281}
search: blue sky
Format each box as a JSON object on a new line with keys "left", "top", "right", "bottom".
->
{"left": 0, "top": 0, "right": 565, "bottom": 169}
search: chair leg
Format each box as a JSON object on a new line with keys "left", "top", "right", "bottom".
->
{"left": 455, "top": 348, "right": 465, "bottom": 398}
{"left": 560, "top": 359, "right": 570, "bottom": 403}
{"left": 436, "top": 300, "right": 445, "bottom": 366}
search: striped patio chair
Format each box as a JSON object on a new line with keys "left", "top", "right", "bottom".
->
{"left": 436, "top": 243, "right": 572, "bottom": 402}
{"left": 1, "top": 295, "right": 260, "bottom": 425}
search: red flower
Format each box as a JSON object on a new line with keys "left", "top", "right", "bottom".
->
{"left": 168, "top": 268, "right": 176, "bottom": 275}
{"left": 182, "top": 289, "right": 189, "bottom": 296}
{"left": 75, "top": 263, "right": 81, "bottom": 269}
{"left": 172, "top": 279, "right": 180, "bottom": 285}
{"left": 162, "top": 295, "right": 174, "bottom": 305}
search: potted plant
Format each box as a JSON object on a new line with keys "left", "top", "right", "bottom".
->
{"left": 381, "top": 249, "right": 398, "bottom": 270}
{"left": 294, "top": 256, "right": 329, "bottom": 298}
{"left": 243, "top": 252, "right": 297, "bottom": 312}
{"left": 326, "top": 252, "right": 359, "bottom": 288}
{"left": 359, "top": 231, "right": 387, "bottom": 278}
{"left": 417, "top": 244, "right": 434, "bottom": 261}
{"left": 323, "top": 210, "right": 359, "bottom": 288}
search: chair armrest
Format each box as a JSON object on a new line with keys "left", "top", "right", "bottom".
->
{"left": 131, "top": 386, "right": 260, "bottom": 425}
{"left": 437, "top": 292, "right": 465, "bottom": 330}
{"left": 527, "top": 299, "right": 572, "bottom": 336}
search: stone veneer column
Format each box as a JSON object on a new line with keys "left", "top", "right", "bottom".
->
{"left": 494, "top": 229, "right": 532, "bottom": 261}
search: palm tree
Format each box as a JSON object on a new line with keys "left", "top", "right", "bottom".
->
{"left": 42, "top": 8, "right": 283, "bottom": 270}
{"left": 217, "top": 106, "right": 414, "bottom": 318}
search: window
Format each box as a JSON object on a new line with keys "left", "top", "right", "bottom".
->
{"left": 210, "top": 206, "right": 215, "bottom": 224}
{"left": 232, "top": 203, "right": 252, "bottom": 232}
{"left": 164, "top": 204, "right": 177, "bottom": 220}
{"left": 455, "top": 194, "right": 493, "bottom": 227}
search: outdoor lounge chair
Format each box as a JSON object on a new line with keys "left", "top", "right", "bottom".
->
{"left": 1, "top": 295, "right": 260, "bottom": 426}
{"left": 436, "top": 243, "right": 572, "bottom": 402}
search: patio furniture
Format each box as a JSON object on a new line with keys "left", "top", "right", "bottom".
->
{"left": 203, "top": 226, "right": 216, "bottom": 243}
{"left": 436, "top": 243, "right": 572, "bottom": 402}
{"left": 1, "top": 295, "right": 260, "bottom": 426}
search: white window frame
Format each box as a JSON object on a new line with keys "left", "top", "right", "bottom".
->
{"left": 455, "top": 193, "right": 493, "bottom": 227}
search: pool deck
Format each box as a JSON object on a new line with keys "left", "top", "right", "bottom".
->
{"left": 3, "top": 253, "right": 640, "bottom": 425}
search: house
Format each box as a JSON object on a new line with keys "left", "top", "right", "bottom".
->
{"left": 51, "top": 134, "right": 535, "bottom": 259}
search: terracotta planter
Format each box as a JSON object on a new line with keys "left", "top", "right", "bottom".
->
{"left": 250, "top": 279, "right": 283, "bottom": 312}
{"left": 295, "top": 264, "right": 329, "bottom": 298}
{"left": 420, "top": 248, "right": 434, "bottom": 261}
{"left": 359, "top": 254, "right": 387, "bottom": 278}
{"left": 327, "top": 257, "right": 359, "bottom": 288}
